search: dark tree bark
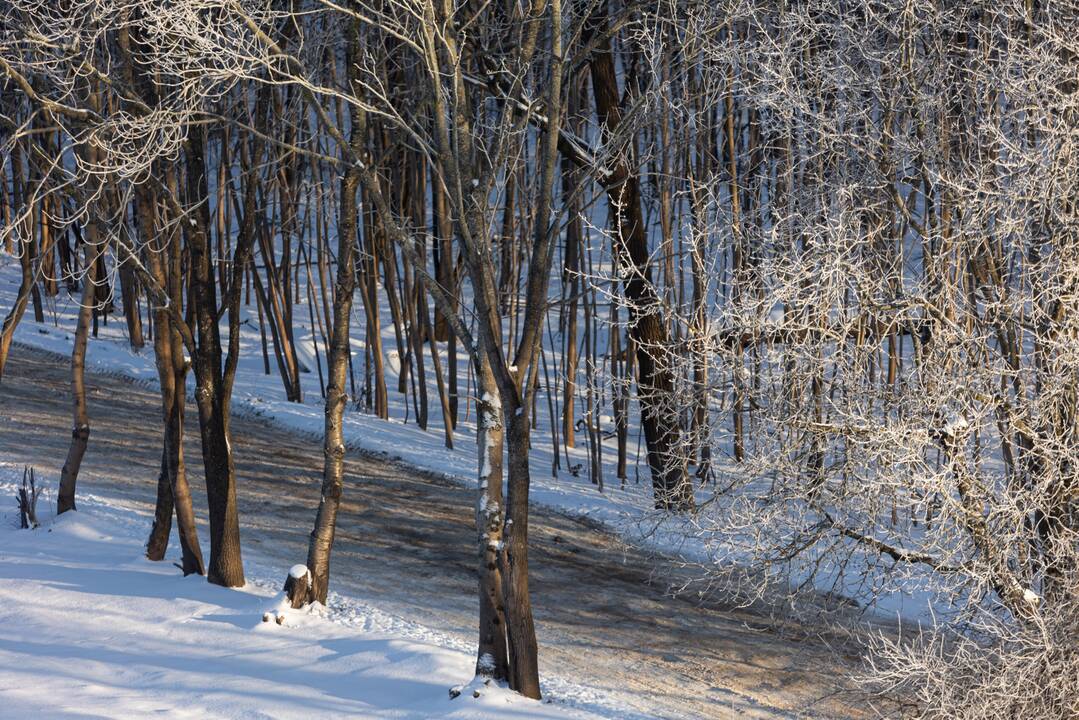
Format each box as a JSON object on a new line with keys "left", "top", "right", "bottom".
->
{"left": 114, "top": 26, "right": 206, "bottom": 573}
{"left": 585, "top": 5, "right": 693, "bottom": 510}
{"left": 474, "top": 366, "right": 509, "bottom": 682}
{"left": 186, "top": 133, "right": 245, "bottom": 587}
{"left": 119, "top": 260, "right": 144, "bottom": 350}
{"left": 56, "top": 100, "right": 106, "bottom": 514}
{"left": 500, "top": 393, "right": 541, "bottom": 698}
{"left": 57, "top": 233, "right": 101, "bottom": 515}
{"left": 358, "top": 183, "right": 388, "bottom": 419}
{"left": 142, "top": 175, "right": 206, "bottom": 575}
{"left": 0, "top": 142, "right": 34, "bottom": 383}
{"left": 145, "top": 442, "right": 174, "bottom": 561}
{"left": 560, "top": 152, "right": 581, "bottom": 451}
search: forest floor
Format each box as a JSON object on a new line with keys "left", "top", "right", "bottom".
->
{"left": 0, "top": 464, "right": 587, "bottom": 720}
{"left": 0, "top": 346, "right": 869, "bottom": 719}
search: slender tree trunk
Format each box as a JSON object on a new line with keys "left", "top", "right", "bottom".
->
{"left": 164, "top": 359, "right": 205, "bottom": 575}
{"left": 142, "top": 179, "right": 206, "bottom": 574}
{"left": 39, "top": 196, "right": 57, "bottom": 298}
{"left": 119, "top": 250, "right": 144, "bottom": 349}
{"left": 431, "top": 175, "right": 459, "bottom": 427}
{"left": 688, "top": 173, "right": 712, "bottom": 478}
{"left": 421, "top": 289, "right": 454, "bottom": 448}
{"left": 432, "top": 177, "right": 454, "bottom": 342}
{"left": 0, "top": 154, "right": 9, "bottom": 255}
{"left": 145, "top": 442, "right": 173, "bottom": 560}
{"left": 0, "top": 232, "right": 34, "bottom": 382}
{"left": 475, "top": 364, "right": 509, "bottom": 681}
{"left": 560, "top": 152, "right": 581, "bottom": 450}
{"left": 302, "top": 62, "right": 363, "bottom": 604}
{"left": 57, "top": 96, "right": 105, "bottom": 512}
{"left": 724, "top": 68, "right": 746, "bottom": 464}
{"left": 358, "top": 185, "right": 388, "bottom": 418}
{"left": 254, "top": 225, "right": 304, "bottom": 402}
{"left": 501, "top": 393, "right": 541, "bottom": 698}
{"left": 585, "top": 7, "right": 692, "bottom": 509}
{"left": 402, "top": 252, "right": 429, "bottom": 429}
{"left": 0, "top": 142, "right": 33, "bottom": 382}
{"left": 57, "top": 237, "right": 102, "bottom": 514}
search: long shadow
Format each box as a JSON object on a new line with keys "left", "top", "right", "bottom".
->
{"left": 0, "top": 634, "right": 454, "bottom": 715}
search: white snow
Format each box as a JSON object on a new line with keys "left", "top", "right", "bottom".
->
{"left": 0, "top": 463, "right": 603, "bottom": 720}
{"left": 0, "top": 245, "right": 950, "bottom": 633}
{"left": 477, "top": 652, "right": 498, "bottom": 674}
{"left": 0, "top": 256, "right": 657, "bottom": 549}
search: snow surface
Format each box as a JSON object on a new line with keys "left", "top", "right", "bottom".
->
{"left": 0, "top": 254, "right": 689, "bottom": 570}
{"left": 0, "top": 463, "right": 604, "bottom": 720}
{"left": 0, "top": 250, "right": 942, "bottom": 624}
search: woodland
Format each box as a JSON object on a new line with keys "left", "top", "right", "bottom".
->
{"left": 1, "top": 1, "right": 1077, "bottom": 717}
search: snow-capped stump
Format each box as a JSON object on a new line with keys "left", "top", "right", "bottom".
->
{"left": 449, "top": 676, "right": 493, "bottom": 701}
{"left": 283, "top": 564, "right": 312, "bottom": 608}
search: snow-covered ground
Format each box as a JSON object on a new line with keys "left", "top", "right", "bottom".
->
{"left": 0, "top": 251, "right": 943, "bottom": 625}
{"left": 1, "top": 251, "right": 879, "bottom": 718}
{"left": 0, "top": 253, "right": 698, "bottom": 564}
{"left": 0, "top": 463, "right": 604, "bottom": 720}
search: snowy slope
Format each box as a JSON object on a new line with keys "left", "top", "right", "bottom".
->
{"left": 0, "top": 252, "right": 698, "bottom": 564}
{"left": 0, "top": 463, "right": 604, "bottom": 720}
{"left": 0, "top": 250, "right": 945, "bottom": 624}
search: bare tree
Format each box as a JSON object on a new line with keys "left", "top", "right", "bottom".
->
{"left": 623, "top": 2, "right": 1078, "bottom": 716}
{"left": 6, "top": 0, "right": 1074, "bottom": 713}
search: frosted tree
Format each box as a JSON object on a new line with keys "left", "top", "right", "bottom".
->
{"left": 619, "top": 2, "right": 1078, "bottom": 717}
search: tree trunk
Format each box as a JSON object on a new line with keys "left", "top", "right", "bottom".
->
{"left": 163, "top": 360, "right": 206, "bottom": 576}
{"left": 143, "top": 178, "right": 206, "bottom": 575}
{"left": 186, "top": 135, "right": 245, "bottom": 587}
{"left": 560, "top": 153, "right": 581, "bottom": 450}
{"left": 145, "top": 442, "right": 174, "bottom": 561}
{"left": 56, "top": 98, "right": 104, "bottom": 511}
{"left": 358, "top": 184, "right": 388, "bottom": 418}
{"left": 0, "top": 233, "right": 34, "bottom": 382}
{"left": 57, "top": 238, "right": 101, "bottom": 515}
{"left": 0, "top": 142, "right": 33, "bottom": 383}
{"left": 501, "top": 395, "right": 541, "bottom": 698}
{"left": 475, "top": 366, "right": 509, "bottom": 682}
{"left": 119, "top": 260, "right": 144, "bottom": 350}
{"left": 585, "top": 8, "right": 692, "bottom": 510}
{"left": 303, "top": 67, "right": 363, "bottom": 603}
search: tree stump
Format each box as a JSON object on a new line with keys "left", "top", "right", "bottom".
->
{"left": 283, "top": 564, "right": 311, "bottom": 609}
